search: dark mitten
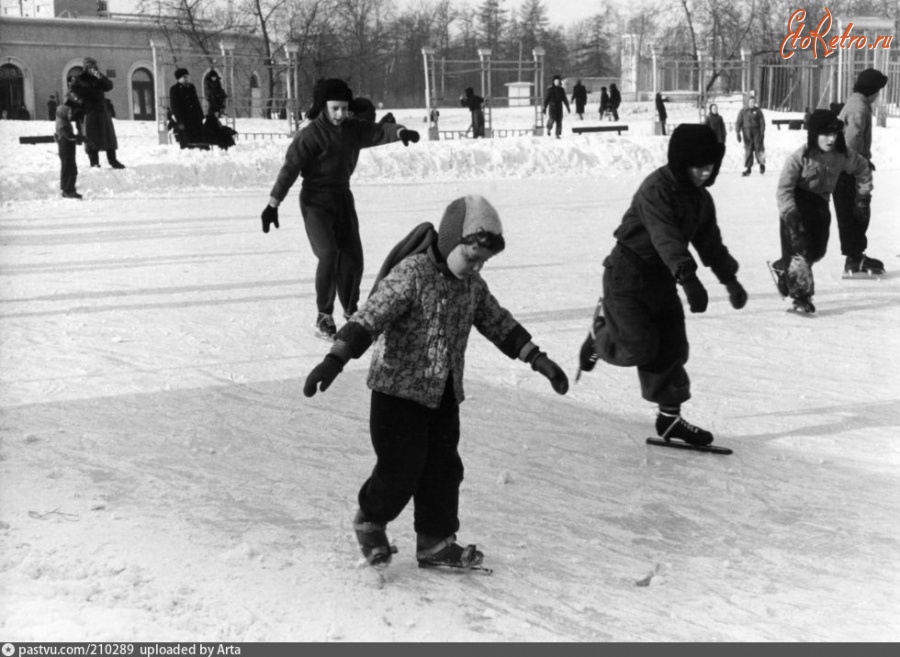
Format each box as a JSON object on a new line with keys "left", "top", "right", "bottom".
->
{"left": 261, "top": 205, "right": 279, "bottom": 233}
{"left": 399, "top": 129, "right": 420, "bottom": 146}
{"left": 725, "top": 280, "right": 748, "bottom": 309}
{"left": 303, "top": 355, "right": 343, "bottom": 397}
{"left": 530, "top": 352, "right": 569, "bottom": 395}
{"left": 680, "top": 275, "right": 709, "bottom": 313}
{"left": 853, "top": 196, "right": 871, "bottom": 224}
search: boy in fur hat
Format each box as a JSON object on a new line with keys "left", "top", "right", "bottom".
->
{"left": 833, "top": 68, "right": 888, "bottom": 276}
{"left": 770, "top": 109, "right": 873, "bottom": 314}
{"left": 578, "top": 124, "right": 747, "bottom": 447}
{"left": 542, "top": 74, "right": 570, "bottom": 138}
{"left": 261, "top": 78, "right": 420, "bottom": 340}
{"left": 303, "top": 195, "right": 569, "bottom": 570}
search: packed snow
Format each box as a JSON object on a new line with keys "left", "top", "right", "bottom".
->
{"left": 1, "top": 99, "right": 898, "bottom": 642}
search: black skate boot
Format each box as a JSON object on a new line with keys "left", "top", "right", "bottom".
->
{"left": 417, "top": 534, "right": 486, "bottom": 571}
{"left": 353, "top": 509, "right": 396, "bottom": 567}
{"left": 844, "top": 253, "right": 885, "bottom": 277}
{"left": 656, "top": 412, "right": 714, "bottom": 446}
{"left": 760, "top": 164, "right": 766, "bottom": 174}
{"left": 315, "top": 312, "right": 337, "bottom": 341}
{"left": 576, "top": 298, "right": 605, "bottom": 381}
{"left": 767, "top": 261, "right": 789, "bottom": 297}
{"left": 791, "top": 296, "right": 816, "bottom": 314}
{"left": 741, "top": 168, "right": 751, "bottom": 177}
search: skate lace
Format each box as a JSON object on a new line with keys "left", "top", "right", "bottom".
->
{"left": 659, "top": 414, "right": 700, "bottom": 440}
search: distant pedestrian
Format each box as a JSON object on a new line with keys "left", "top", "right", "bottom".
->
{"left": 543, "top": 74, "right": 570, "bottom": 138}
{"left": 599, "top": 87, "right": 611, "bottom": 120}
{"left": 55, "top": 100, "right": 82, "bottom": 199}
{"left": 70, "top": 57, "right": 125, "bottom": 168}
{"left": 47, "top": 94, "right": 58, "bottom": 121}
{"left": 655, "top": 92, "right": 668, "bottom": 135}
{"left": 735, "top": 96, "right": 766, "bottom": 176}
{"left": 834, "top": 67, "right": 889, "bottom": 276}
{"left": 460, "top": 87, "right": 485, "bottom": 138}
{"left": 705, "top": 103, "right": 727, "bottom": 143}
{"left": 609, "top": 83, "right": 621, "bottom": 121}
{"left": 572, "top": 79, "right": 588, "bottom": 120}
{"left": 170, "top": 68, "right": 205, "bottom": 149}
{"left": 205, "top": 70, "right": 228, "bottom": 115}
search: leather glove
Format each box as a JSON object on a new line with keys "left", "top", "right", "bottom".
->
{"left": 399, "top": 129, "right": 420, "bottom": 146}
{"left": 725, "top": 280, "right": 748, "bottom": 310}
{"left": 853, "top": 196, "right": 871, "bottom": 224}
{"left": 530, "top": 352, "right": 569, "bottom": 395}
{"left": 680, "top": 275, "right": 709, "bottom": 313}
{"left": 303, "top": 355, "right": 344, "bottom": 397}
{"left": 261, "top": 205, "right": 279, "bottom": 233}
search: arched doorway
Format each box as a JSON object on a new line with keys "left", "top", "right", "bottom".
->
{"left": 1, "top": 63, "right": 25, "bottom": 119}
{"left": 131, "top": 67, "right": 155, "bottom": 121}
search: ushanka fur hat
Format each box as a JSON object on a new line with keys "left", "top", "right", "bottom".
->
{"left": 313, "top": 78, "right": 353, "bottom": 110}
{"left": 806, "top": 109, "right": 846, "bottom": 153}
{"left": 853, "top": 68, "right": 888, "bottom": 96}
{"left": 437, "top": 196, "right": 504, "bottom": 259}
{"left": 667, "top": 123, "right": 725, "bottom": 187}
{"left": 174, "top": 67, "right": 189, "bottom": 80}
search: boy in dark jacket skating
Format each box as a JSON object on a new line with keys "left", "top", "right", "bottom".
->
{"left": 770, "top": 110, "right": 873, "bottom": 314}
{"left": 304, "top": 196, "right": 569, "bottom": 569}
{"left": 261, "top": 78, "right": 420, "bottom": 340}
{"left": 577, "top": 124, "right": 747, "bottom": 447}
{"left": 543, "top": 75, "right": 570, "bottom": 138}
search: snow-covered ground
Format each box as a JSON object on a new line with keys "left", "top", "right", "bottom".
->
{"left": 1, "top": 101, "right": 898, "bottom": 641}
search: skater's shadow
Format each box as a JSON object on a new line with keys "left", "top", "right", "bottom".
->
{"left": 732, "top": 399, "right": 900, "bottom": 442}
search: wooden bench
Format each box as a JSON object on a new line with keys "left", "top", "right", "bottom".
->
{"left": 572, "top": 125, "right": 629, "bottom": 136}
{"left": 772, "top": 119, "right": 804, "bottom": 130}
{"left": 19, "top": 135, "right": 84, "bottom": 145}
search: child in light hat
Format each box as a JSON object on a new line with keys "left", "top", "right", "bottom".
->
{"left": 304, "top": 195, "right": 569, "bottom": 570}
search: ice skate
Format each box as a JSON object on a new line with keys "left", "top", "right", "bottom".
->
{"left": 790, "top": 296, "right": 816, "bottom": 315}
{"left": 353, "top": 510, "right": 396, "bottom": 567}
{"left": 655, "top": 412, "right": 714, "bottom": 447}
{"left": 767, "top": 261, "right": 789, "bottom": 298}
{"left": 417, "top": 535, "right": 489, "bottom": 572}
{"left": 576, "top": 298, "right": 605, "bottom": 382}
{"left": 843, "top": 253, "right": 885, "bottom": 278}
{"left": 315, "top": 312, "right": 337, "bottom": 341}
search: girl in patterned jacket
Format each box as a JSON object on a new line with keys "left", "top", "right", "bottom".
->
{"left": 303, "top": 195, "right": 569, "bottom": 570}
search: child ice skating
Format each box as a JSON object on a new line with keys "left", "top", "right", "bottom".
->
{"left": 770, "top": 109, "right": 873, "bottom": 314}
{"left": 303, "top": 195, "right": 569, "bottom": 569}
{"left": 261, "top": 78, "right": 420, "bottom": 340}
{"left": 577, "top": 124, "right": 747, "bottom": 447}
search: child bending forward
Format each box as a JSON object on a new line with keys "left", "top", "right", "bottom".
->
{"left": 304, "top": 196, "right": 569, "bottom": 569}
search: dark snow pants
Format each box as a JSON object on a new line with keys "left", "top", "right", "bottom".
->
{"left": 832, "top": 171, "right": 869, "bottom": 257}
{"left": 547, "top": 107, "right": 564, "bottom": 137}
{"left": 593, "top": 245, "right": 690, "bottom": 406}
{"left": 741, "top": 130, "right": 766, "bottom": 169}
{"left": 358, "top": 380, "right": 463, "bottom": 540}
{"left": 773, "top": 187, "right": 831, "bottom": 299}
{"left": 57, "top": 140, "right": 77, "bottom": 194}
{"left": 300, "top": 186, "right": 364, "bottom": 317}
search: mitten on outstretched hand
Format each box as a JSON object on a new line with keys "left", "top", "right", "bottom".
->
{"left": 530, "top": 352, "right": 569, "bottom": 395}
{"left": 261, "top": 205, "right": 279, "bottom": 233}
{"left": 399, "top": 129, "right": 420, "bottom": 146}
{"left": 680, "top": 274, "right": 709, "bottom": 313}
{"left": 725, "top": 280, "right": 748, "bottom": 309}
{"left": 303, "top": 355, "right": 343, "bottom": 397}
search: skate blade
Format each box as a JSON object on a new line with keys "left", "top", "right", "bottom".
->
{"left": 646, "top": 437, "right": 733, "bottom": 455}
{"left": 417, "top": 561, "right": 493, "bottom": 574}
{"left": 842, "top": 271, "right": 884, "bottom": 279}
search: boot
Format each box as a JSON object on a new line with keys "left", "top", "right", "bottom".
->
{"left": 87, "top": 149, "right": 100, "bottom": 168}
{"left": 416, "top": 534, "right": 484, "bottom": 569}
{"left": 845, "top": 253, "right": 885, "bottom": 275}
{"left": 107, "top": 150, "right": 126, "bottom": 169}
{"left": 315, "top": 313, "right": 337, "bottom": 341}
{"left": 741, "top": 168, "right": 751, "bottom": 177}
{"left": 656, "top": 412, "right": 713, "bottom": 446}
{"left": 577, "top": 298, "right": 605, "bottom": 376}
{"left": 353, "top": 510, "right": 395, "bottom": 567}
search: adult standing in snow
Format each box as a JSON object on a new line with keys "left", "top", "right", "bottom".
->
{"left": 705, "top": 103, "right": 727, "bottom": 143}
{"left": 460, "top": 87, "right": 485, "bottom": 138}
{"left": 70, "top": 57, "right": 125, "bottom": 169}
{"left": 204, "top": 70, "right": 228, "bottom": 115}
{"left": 609, "top": 83, "right": 621, "bottom": 121}
{"left": 599, "top": 87, "right": 611, "bottom": 120}
{"left": 770, "top": 110, "right": 873, "bottom": 314}
{"left": 577, "top": 124, "right": 747, "bottom": 447}
{"left": 735, "top": 96, "right": 766, "bottom": 176}
{"left": 833, "top": 67, "right": 889, "bottom": 276}
{"left": 303, "top": 195, "right": 569, "bottom": 569}
{"left": 47, "top": 94, "right": 58, "bottom": 121}
{"left": 654, "top": 92, "right": 668, "bottom": 135}
{"left": 169, "top": 68, "right": 205, "bottom": 149}
{"left": 260, "top": 78, "right": 421, "bottom": 340}
{"left": 543, "top": 74, "right": 570, "bottom": 138}
{"left": 571, "top": 79, "right": 588, "bottom": 120}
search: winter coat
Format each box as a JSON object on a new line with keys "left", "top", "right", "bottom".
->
{"left": 205, "top": 76, "right": 228, "bottom": 115}
{"left": 169, "top": 81, "right": 205, "bottom": 143}
{"left": 609, "top": 85, "right": 621, "bottom": 109}
{"left": 776, "top": 145, "right": 873, "bottom": 216}
{"left": 269, "top": 113, "right": 405, "bottom": 201}
{"left": 600, "top": 90, "right": 611, "bottom": 112}
{"left": 70, "top": 70, "right": 117, "bottom": 150}
{"left": 838, "top": 92, "right": 874, "bottom": 160}
{"left": 612, "top": 165, "right": 738, "bottom": 284}
{"left": 352, "top": 253, "right": 522, "bottom": 409}
{"left": 572, "top": 83, "right": 587, "bottom": 112}
{"left": 54, "top": 106, "right": 76, "bottom": 142}
{"left": 655, "top": 94, "right": 667, "bottom": 122}
{"left": 460, "top": 91, "right": 484, "bottom": 112}
{"left": 735, "top": 106, "right": 765, "bottom": 138}
{"left": 543, "top": 85, "right": 570, "bottom": 116}
{"left": 705, "top": 113, "right": 727, "bottom": 143}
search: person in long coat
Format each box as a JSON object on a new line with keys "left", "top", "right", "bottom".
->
{"left": 609, "top": 83, "right": 621, "bottom": 121}
{"left": 655, "top": 92, "right": 668, "bottom": 136}
{"left": 571, "top": 79, "right": 588, "bottom": 120}
{"left": 169, "top": 68, "right": 205, "bottom": 149}
{"left": 460, "top": 88, "right": 485, "bottom": 138}
{"left": 70, "top": 57, "right": 125, "bottom": 168}
{"left": 705, "top": 103, "right": 727, "bottom": 143}
{"left": 543, "top": 74, "right": 570, "bottom": 138}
